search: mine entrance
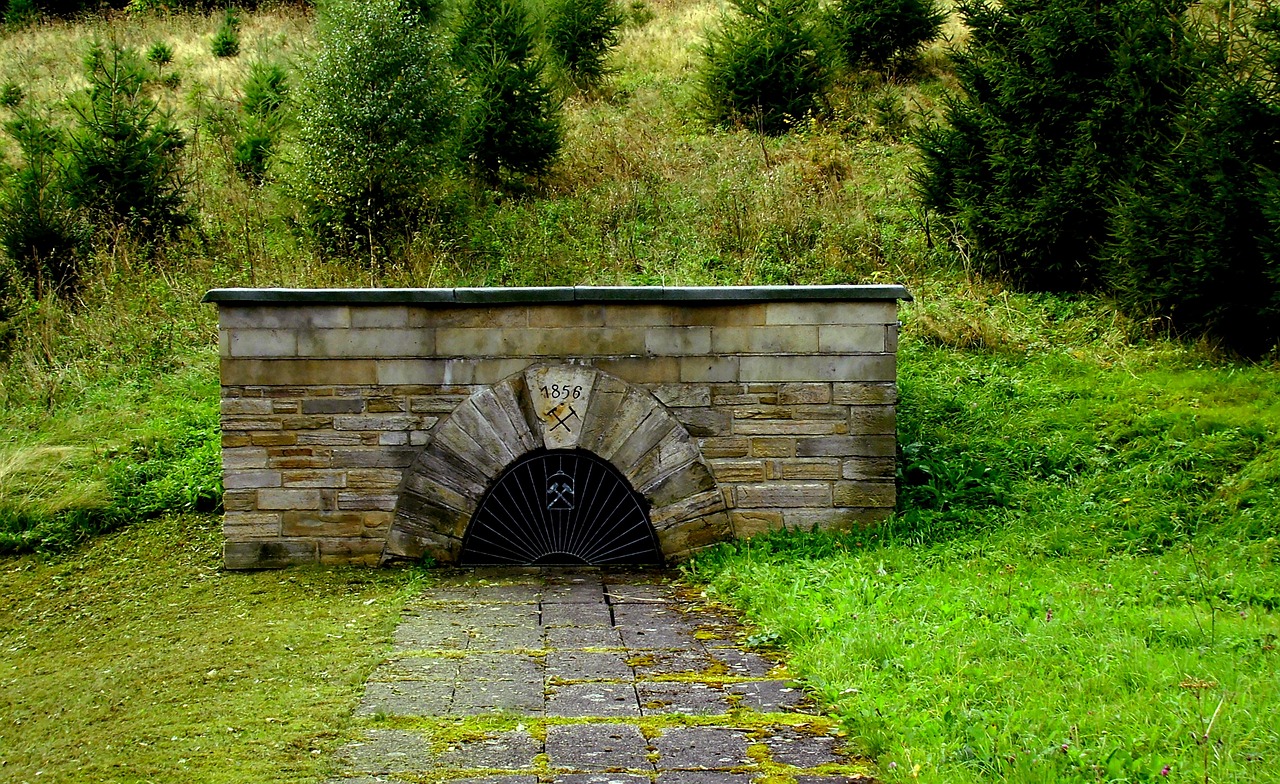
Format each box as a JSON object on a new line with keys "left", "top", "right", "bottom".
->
{"left": 459, "top": 449, "right": 661, "bottom": 566}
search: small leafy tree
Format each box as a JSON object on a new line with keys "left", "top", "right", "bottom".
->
{"left": 829, "top": 0, "right": 945, "bottom": 71}
{"left": 292, "top": 0, "right": 457, "bottom": 256}
{"left": 546, "top": 0, "right": 624, "bottom": 91}
{"left": 63, "top": 42, "right": 188, "bottom": 240}
{"left": 454, "top": 0, "right": 561, "bottom": 182}
{"left": 699, "top": 0, "right": 831, "bottom": 135}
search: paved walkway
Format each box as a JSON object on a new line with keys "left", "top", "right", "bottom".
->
{"left": 331, "top": 569, "right": 873, "bottom": 784}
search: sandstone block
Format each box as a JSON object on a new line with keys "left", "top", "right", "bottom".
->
{"left": 334, "top": 415, "right": 417, "bottom": 431}
{"left": 832, "top": 481, "right": 896, "bottom": 508}
{"left": 735, "top": 483, "right": 832, "bottom": 508}
{"left": 319, "top": 538, "right": 385, "bottom": 566}
{"left": 750, "top": 437, "right": 795, "bottom": 457}
{"left": 296, "top": 431, "right": 364, "bottom": 446}
{"left": 222, "top": 511, "right": 281, "bottom": 539}
{"left": 678, "top": 356, "right": 739, "bottom": 383}
{"left": 739, "top": 354, "right": 896, "bottom": 383}
{"left": 220, "top": 305, "right": 349, "bottom": 330}
{"left": 646, "top": 326, "right": 712, "bottom": 356}
{"left": 768, "top": 458, "right": 841, "bottom": 481}
{"left": 227, "top": 329, "right": 298, "bottom": 358}
{"left": 526, "top": 304, "right": 606, "bottom": 327}
{"left": 249, "top": 433, "right": 297, "bottom": 447}
{"left": 711, "top": 326, "right": 818, "bottom": 354}
{"left": 410, "top": 305, "right": 527, "bottom": 328}
{"left": 366, "top": 397, "right": 406, "bottom": 413}
{"left": 224, "top": 540, "right": 318, "bottom": 569}
{"left": 708, "top": 459, "right": 765, "bottom": 482}
{"left": 648, "top": 384, "right": 711, "bottom": 407}
{"left": 410, "top": 394, "right": 470, "bottom": 414}
{"left": 817, "top": 325, "right": 886, "bottom": 353}
{"left": 849, "top": 405, "right": 896, "bottom": 435}
{"left": 672, "top": 406, "right": 731, "bottom": 437}
{"left": 733, "top": 419, "right": 844, "bottom": 436}
{"left": 593, "top": 356, "right": 680, "bottom": 385}
{"left": 221, "top": 489, "right": 257, "bottom": 512}
{"left": 331, "top": 447, "right": 417, "bottom": 469}
{"left": 223, "top": 447, "right": 268, "bottom": 470}
{"left": 764, "top": 301, "right": 896, "bottom": 325}
{"left": 778, "top": 383, "right": 831, "bottom": 405}
{"left": 222, "top": 359, "right": 377, "bottom": 386}
{"left": 258, "top": 488, "right": 323, "bottom": 511}
{"left": 842, "top": 457, "right": 897, "bottom": 479}
{"left": 338, "top": 492, "right": 398, "bottom": 511}
{"left": 282, "top": 511, "right": 365, "bottom": 537}
{"left": 347, "top": 469, "right": 404, "bottom": 488}
{"left": 224, "top": 470, "right": 282, "bottom": 490}
{"left": 796, "top": 435, "right": 896, "bottom": 457}
{"left": 832, "top": 382, "right": 898, "bottom": 405}
{"left": 221, "top": 398, "right": 274, "bottom": 416}
{"left": 783, "top": 507, "right": 890, "bottom": 530}
{"left": 698, "top": 437, "right": 750, "bottom": 459}
{"left": 282, "top": 470, "right": 348, "bottom": 488}
{"left": 350, "top": 306, "right": 410, "bottom": 328}
{"left": 302, "top": 397, "right": 364, "bottom": 414}
{"left": 379, "top": 432, "right": 408, "bottom": 445}
{"left": 730, "top": 509, "right": 784, "bottom": 537}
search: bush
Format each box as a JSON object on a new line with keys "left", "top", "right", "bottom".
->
{"left": 913, "top": 0, "right": 1197, "bottom": 290}
{"left": 233, "top": 60, "right": 289, "bottom": 181}
{"left": 829, "top": 0, "right": 945, "bottom": 71}
{"left": 0, "top": 110, "right": 87, "bottom": 295}
{"left": 546, "top": 0, "right": 624, "bottom": 91}
{"left": 210, "top": 8, "right": 241, "bottom": 58}
{"left": 699, "top": 0, "right": 831, "bottom": 135}
{"left": 63, "top": 42, "right": 188, "bottom": 239}
{"left": 1105, "top": 13, "right": 1280, "bottom": 355}
{"left": 454, "top": 0, "right": 561, "bottom": 181}
{"left": 292, "top": 0, "right": 456, "bottom": 256}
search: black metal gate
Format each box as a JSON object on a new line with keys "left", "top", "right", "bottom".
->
{"left": 459, "top": 449, "right": 661, "bottom": 566}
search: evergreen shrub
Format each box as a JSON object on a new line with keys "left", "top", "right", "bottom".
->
{"left": 210, "top": 8, "right": 241, "bottom": 58}
{"left": 830, "top": 0, "right": 945, "bottom": 70}
{"left": 233, "top": 60, "right": 288, "bottom": 181}
{"left": 547, "top": 0, "right": 624, "bottom": 90}
{"left": 454, "top": 0, "right": 561, "bottom": 181}
{"left": 699, "top": 0, "right": 830, "bottom": 135}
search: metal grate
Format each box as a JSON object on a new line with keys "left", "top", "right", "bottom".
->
{"left": 459, "top": 449, "right": 661, "bottom": 566}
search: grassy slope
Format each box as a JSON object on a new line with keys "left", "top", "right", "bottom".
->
{"left": 0, "top": 514, "right": 417, "bottom": 781}
{"left": 0, "top": 3, "right": 1277, "bottom": 784}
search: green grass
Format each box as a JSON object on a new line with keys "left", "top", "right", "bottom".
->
{"left": 0, "top": 513, "right": 420, "bottom": 781}
{"left": 687, "top": 322, "right": 1280, "bottom": 784}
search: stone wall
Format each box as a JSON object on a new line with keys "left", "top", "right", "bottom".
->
{"left": 208, "top": 287, "right": 910, "bottom": 568}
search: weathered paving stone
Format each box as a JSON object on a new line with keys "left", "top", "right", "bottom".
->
{"left": 627, "top": 649, "right": 715, "bottom": 678}
{"left": 473, "top": 585, "right": 542, "bottom": 603}
{"left": 653, "top": 727, "right": 751, "bottom": 769}
{"left": 357, "top": 680, "right": 453, "bottom": 716}
{"left": 437, "top": 729, "right": 542, "bottom": 770}
{"left": 617, "top": 624, "right": 699, "bottom": 649}
{"left": 554, "top": 775, "right": 651, "bottom": 784}
{"left": 610, "top": 603, "right": 689, "bottom": 627}
{"left": 763, "top": 728, "right": 842, "bottom": 767}
{"left": 727, "top": 680, "right": 806, "bottom": 712}
{"left": 547, "top": 650, "right": 634, "bottom": 681}
{"left": 543, "top": 581, "right": 608, "bottom": 603}
{"left": 548, "top": 682, "right": 641, "bottom": 717}
{"left": 453, "top": 777, "right": 539, "bottom": 784}
{"left": 469, "top": 623, "right": 544, "bottom": 650}
{"left": 709, "top": 648, "right": 777, "bottom": 678}
{"left": 543, "top": 601, "right": 614, "bottom": 627}
{"left": 546, "top": 723, "right": 651, "bottom": 771}
{"left": 605, "top": 583, "right": 681, "bottom": 603}
{"left": 655, "top": 773, "right": 757, "bottom": 784}
{"left": 339, "top": 729, "right": 436, "bottom": 773}
{"left": 792, "top": 776, "right": 875, "bottom": 784}
{"left": 323, "top": 777, "right": 412, "bottom": 784}
{"left": 546, "top": 624, "right": 623, "bottom": 649}
{"left": 393, "top": 620, "right": 470, "bottom": 651}
{"left": 458, "top": 653, "right": 543, "bottom": 682}
{"left": 372, "top": 656, "right": 458, "bottom": 681}
{"left": 637, "top": 681, "right": 732, "bottom": 716}
{"left": 451, "top": 678, "right": 545, "bottom": 715}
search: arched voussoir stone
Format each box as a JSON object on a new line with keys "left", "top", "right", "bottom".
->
{"left": 382, "top": 363, "right": 730, "bottom": 565}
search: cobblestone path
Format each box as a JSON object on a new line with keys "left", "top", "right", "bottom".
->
{"left": 330, "top": 569, "right": 873, "bottom": 784}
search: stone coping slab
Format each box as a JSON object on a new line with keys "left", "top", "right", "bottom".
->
{"left": 203, "top": 284, "right": 912, "bottom": 305}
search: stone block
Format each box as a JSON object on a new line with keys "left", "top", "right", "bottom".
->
{"left": 222, "top": 511, "right": 281, "bottom": 538}
{"left": 378, "top": 432, "right": 408, "bottom": 445}
{"left": 842, "top": 457, "right": 896, "bottom": 479}
{"left": 610, "top": 410, "right": 679, "bottom": 475}
{"left": 764, "top": 301, "right": 896, "bottom": 325}
{"left": 366, "top": 397, "right": 406, "bottom": 413}
{"left": 625, "top": 430, "right": 700, "bottom": 492}
{"left": 729, "top": 509, "right": 783, "bottom": 536}
{"left": 849, "top": 405, "right": 896, "bottom": 435}
{"left": 338, "top": 491, "right": 399, "bottom": 511}
{"left": 374, "top": 359, "right": 449, "bottom": 385}
{"left": 650, "top": 487, "right": 726, "bottom": 528}
{"left": 219, "top": 305, "right": 350, "bottom": 330}
{"left": 347, "top": 468, "right": 404, "bottom": 489}
{"left": 223, "top": 447, "right": 268, "bottom": 470}
{"left": 708, "top": 459, "right": 765, "bottom": 482}
{"left": 295, "top": 430, "right": 363, "bottom": 446}
{"left": 778, "top": 383, "right": 831, "bottom": 404}
{"left": 672, "top": 406, "right": 731, "bottom": 437}
{"left": 282, "top": 511, "right": 366, "bottom": 537}
{"left": 796, "top": 435, "right": 896, "bottom": 457}
{"left": 648, "top": 384, "right": 711, "bottom": 407}
{"left": 249, "top": 433, "right": 296, "bottom": 447}
{"left": 222, "top": 359, "right": 377, "bottom": 386}
{"left": 331, "top": 447, "right": 417, "bottom": 469}
{"left": 270, "top": 400, "right": 299, "bottom": 413}
{"left": 817, "top": 325, "right": 886, "bottom": 353}
{"left": 527, "top": 303, "right": 607, "bottom": 327}
{"left": 832, "top": 382, "right": 898, "bottom": 405}
{"left": 678, "top": 356, "right": 739, "bottom": 383}
{"left": 596, "top": 303, "right": 683, "bottom": 326}
{"left": 221, "top": 398, "right": 275, "bottom": 416}
{"left": 411, "top": 305, "right": 527, "bottom": 328}
{"left": 350, "top": 306, "right": 410, "bottom": 328}
{"left": 319, "top": 538, "right": 385, "bottom": 566}
{"left": 768, "top": 458, "right": 841, "bottom": 481}
{"left": 282, "top": 470, "right": 348, "bottom": 488}
{"left": 832, "top": 481, "right": 896, "bottom": 508}
{"left": 471, "top": 358, "right": 538, "bottom": 384}
{"left": 731, "top": 404, "right": 847, "bottom": 420}
{"left": 886, "top": 323, "right": 899, "bottom": 352}
{"left": 227, "top": 329, "right": 298, "bottom": 358}
{"left": 258, "top": 488, "right": 324, "bottom": 511}
{"left": 299, "top": 397, "right": 363, "bottom": 415}
{"left": 749, "top": 437, "right": 795, "bottom": 458}
{"left": 671, "top": 303, "right": 768, "bottom": 327}
{"left": 224, "top": 540, "right": 318, "bottom": 569}
{"left": 733, "top": 419, "right": 845, "bottom": 436}
{"left": 334, "top": 415, "right": 417, "bottom": 431}
{"left": 593, "top": 356, "right": 680, "bottom": 385}
{"left": 735, "top": 483, "right": 832, "bottom": 508}
{"left": 739, "top": 354, "right": 896, "bottom": 383}
{"left": 646, "top": 327, "right": 712, "bottom": 356}
{"left": 783, "top": 507, "right": 890, "bottom": 530}
{"left": 655, "top": 512, "right": 733, "bottom": 553}
{"left": 221, "top": 490, "right": 257, "bottom": 512}
{"left": 221, "top": 434, "right": 251, "bottom": 448}
{"left": 698, "top": 437, "right": 749, "bottom": 459}
{"left": 711, "top": 326, "right": 819, "bottom": 354}
{"left": 410, "top": 394, "right": 470, "bottom": 414}
{"left": 222, "top": 418, "right": 283, "bottom": 431}
{"left": 223, "top": 470, "right": 282, "bottom": 490}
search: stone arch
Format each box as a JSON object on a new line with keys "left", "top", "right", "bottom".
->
{"left": 383, "top": 363, "right": 730, "bottom": 565}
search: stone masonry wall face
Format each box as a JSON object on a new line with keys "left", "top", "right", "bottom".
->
{"left": 218, "top": 301, "right": 899, "bottom": 568}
